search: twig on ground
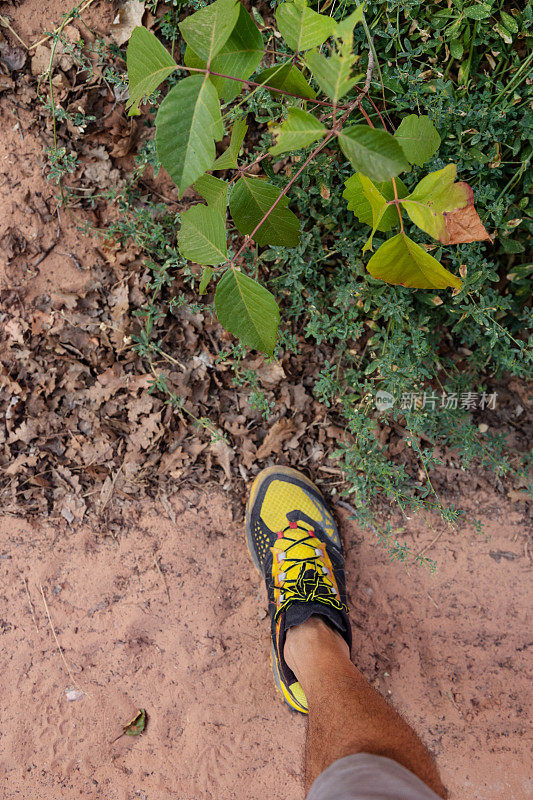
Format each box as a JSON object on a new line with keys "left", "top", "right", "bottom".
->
{"left": 57, "top": 251, "right": 82, "bottom": 270}
{"left": 39, "top": 583, "right": 82, "bottom": 690}
{"left": 153, "top": 556, "right": 171, "bottom": 602}
{"left": 28, "top": 0, "right": 96, "bottom": 51}
{"left": 335, "top": 499, "right": 359, "bottom": 515}
{"left": 32, "top": 239, "right": 59, "bottom": 268}
{"left": 23, "top": 577, "right": 39, "bottom": 631}
{"left": 12, "top": 108, "right": 24, "bottom": 140}
{"left": 0, "top": 15, "right": 29, "bottom": 49}
{"left": 417, "top": 529, "right": 445, "bottom": 557}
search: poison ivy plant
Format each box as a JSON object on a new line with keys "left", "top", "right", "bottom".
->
{"left": 126, "top": 0, "right": 493, "bottom": 355}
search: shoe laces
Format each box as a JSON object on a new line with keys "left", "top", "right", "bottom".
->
{"left": 271, "top": 522, "right": 348, "bottom": 621}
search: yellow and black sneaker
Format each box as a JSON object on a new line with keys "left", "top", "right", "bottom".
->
{"left": 245, "top": 466, "right": 351, "bottom": 714}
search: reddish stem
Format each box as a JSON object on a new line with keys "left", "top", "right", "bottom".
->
{"left": 183, "top": 65, "right": 350, "bottom": 110}
{"left": 228, "top": 131, "right": 337, "bottom": 266}
{"left": 367, "top": 95, "right": 388, "bottom": 131}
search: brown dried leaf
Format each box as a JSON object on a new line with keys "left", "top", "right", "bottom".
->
{"left": 210, "top": 438, "right": 234, "bottom": 480}
{"left": 0, "top": 41, "right": 26, "bottom": 71}
{"left": 443, "top": 198, "right": 492, "bottom": 245}
{"left": 256, "top": 361, "right": 286, "bottom": 389}
{"left": 158, "top": 446, "right": 186, "bottom": 476}
{"left": 256, "top": 418, "right": 296, "bottom": 460}
{"left": 60, "top": 493, "right": 87, "bottom": 524}
{"left": 110, "top": 0, "right": 145, "bottom": 46}
{"left": 0, "top": 74, "right": 14, "bottom": 92}
{"left": 109, "top": 282, "right": 129, "bottom": 351}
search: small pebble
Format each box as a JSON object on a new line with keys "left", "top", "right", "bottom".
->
{"left": 65, "top": 689, "right": 84, "bottom": 702}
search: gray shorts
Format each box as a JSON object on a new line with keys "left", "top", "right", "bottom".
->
{"left": 306, "top": 754, "right": 442, "bottom": 800}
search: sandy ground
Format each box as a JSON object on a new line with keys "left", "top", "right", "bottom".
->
{"left": 1, "top": 490, "right": 531, "bottom": 800}
{"left": 0, "top": 0, "right": 112, "bottom": 300}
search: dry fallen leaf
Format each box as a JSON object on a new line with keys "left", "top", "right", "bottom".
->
{"left": 256, "top": 418, "right": 296, "bottom": 460}
{"left": 0, "top": 74, "right": 14, "bottom": 92}
{"left": 443, "top": 186, "right": 492, "bottom": 245}
{"left": 256, "top": 360, "right": 286, "bottom": 389}
{"left": 30, "top": 28, "right": 80, "bottom": 76}
{"left": 109, "top": 282, "right": 130, "bottom": 351}
{"left": 113, "top": 709, "right": 147, "bottom": 742}
{"left": 210, "top": 438, "right": 234, "bottom": 480}
{"left": 0, "top": 41, "right": 26, "bottom": 71}
{"left": 110, "top": 0, "right": 145, "bottom": 46}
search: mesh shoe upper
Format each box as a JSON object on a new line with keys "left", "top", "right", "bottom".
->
{"left": 246, "top": 467, "right": 351, "bottom": 713}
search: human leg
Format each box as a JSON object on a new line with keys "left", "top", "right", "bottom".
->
{"left": 284, "top": 617, "right": 446, "bottom": 797}
{"left": 245, "top": 466, "right": 445, "bottom": 799}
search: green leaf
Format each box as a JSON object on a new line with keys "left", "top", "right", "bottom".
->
{"left": 405, "top": 165, "right": 469, "bottom": 211}
{"left": 183, "top": 6, "right": 264, "bottom": 102}
{"left": 343, "top": 173, "right": 408, "bottom": 232}
{"left": 213, "top": 117, "right": 248, "bottom": 169}
{"left": 500, "top": 11, "right": 518, "bottom": 34}
{"left": 126, "top": 27, "right": 177, "bottom": 115}
{"left": 449, "top": 39, "right": 463, "bottom": 60}
{"left": 155, "top": 75, "right": 223, "bottom": 196}
{"left": 464, "top": 4, "right": 492, "bottom": 20}
{"left": 199, "top": 266, "right": 214, "bottom": 294}
{"left": 276, "top": 0, "right": 336, "bottom": 52}
{"left": 400, "top": 164, "right": 470, "bottom": 241}
{"left": 334, "top": 5, "right": 365, "bottom": 40}
{"left": 357, "top": 174, "right": 389, "bottom": 253}
{"left": 194, "top": 174, "right": 228, "bottom": 215}
{"left": 367, "top": 233, "right": 463, "bottom": 289}
{"left": 179, "top": 0, "right": 240, "bottom": 62}
{"left": 229, "top": 176, "right": 300, "bottom": 247}
{"left": 304, "top": 44, "right": 356, "bottom": 103}
{"left": 269, "top": 108, "right": 327, "bottom": 156}
{"left": 338, "top": 125, "right": 409, "bottom": 182}
{"left": 214, "top": 268, "right": 280, "bottom": 355}
{"left": 394, "top": 114, "right": 441, "bottom": 167}
{"left": 123, "top": 709, "right": 146, "bottom": 736}
{"left": 496, "top": 22, "right": 513, "bottom": 44}
{"left": 255, "top": 63, "right": 316, "bottom": 100}
{"left": 178, "top": 204, "right": 227, "bottom": 266}
{"left": 401, "top": 201, "right": 447, "bottom": 241}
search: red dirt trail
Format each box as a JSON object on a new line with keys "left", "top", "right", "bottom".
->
{"left": 0, "top": 490, "right": 531, "bottom": 800}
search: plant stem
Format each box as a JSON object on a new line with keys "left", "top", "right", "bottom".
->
{"left": 224, "top": 55, "right": 377, "bottom": 268}
{"left": 228, "top": 131, "right": 337, "bottom": 266}
{"left": 0, "top": 15, "right": 29, "bottom": 49}
{"left": 392, "top": 178, "right": 404, "bottom": 232}
{"left": 182, "top": 64, "right": 350, "bottom": 110}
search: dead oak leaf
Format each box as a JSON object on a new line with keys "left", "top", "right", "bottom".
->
{"left": 128, "top": 412, "right": 162, "bottom": 450}
{"left": 256, "top": 360, "right": 286, "bottom": 389}
{"left": 256, "top": 418, "right": 296, "bottom": 460}
{"left": 210, "top": 438, "right": 234, "bottom": 480}
{"left": 7, "top": 419, "right": 40, "bottom": 445}
{"left": 443, "top": 189, "right": 492, "bottom": 245}
{"left": 110, "top": 0, "right": 145, "bottom": 46}
{"left": 0, "top": 41, "right": 26, "bottom": 71}
{"left": 59, "top": 493, "right": 87, "bottom": 524}
{"left": 109, "top": 282, "right": 130, "bottom": 351}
